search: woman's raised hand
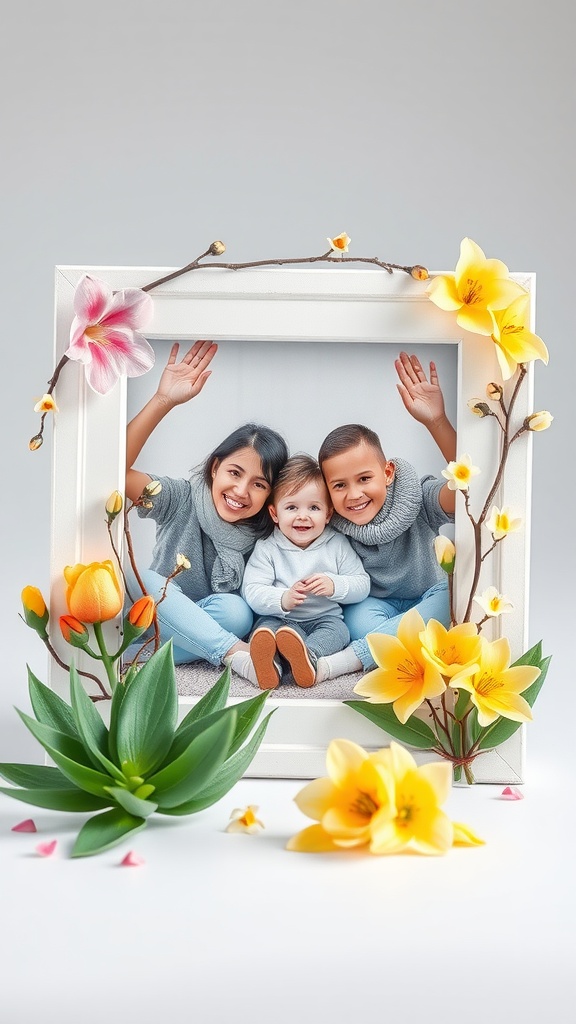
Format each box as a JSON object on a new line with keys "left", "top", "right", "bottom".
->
{"left": 157, "top": 340, "right": 218, "bottom": 406}
{"left": 394, "top": 350, "right": 447, "bottom": 427}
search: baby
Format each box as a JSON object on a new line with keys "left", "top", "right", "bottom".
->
{"left": 237, "top": 454, "right": 370, "bottom": 688}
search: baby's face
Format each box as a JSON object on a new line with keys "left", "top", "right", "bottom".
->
{"left": 321, "top": 443, "right": 395, "bottom": 525}
{"left": 269, "top": 480, "right": 332, "bottom": 548}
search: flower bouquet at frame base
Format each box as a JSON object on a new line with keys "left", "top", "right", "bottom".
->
{"left": 345, "top": 239, "right": 552, "bottom": 783}
{"left": 7, "top": 552, "right": 274, "bottom": 857}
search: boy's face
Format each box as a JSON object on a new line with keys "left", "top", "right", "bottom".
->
{"left": 321, "top": 443, "right": 395, "bottom": 526}
{"left": 269, "top": 479, "right": 332, "bottom": 549}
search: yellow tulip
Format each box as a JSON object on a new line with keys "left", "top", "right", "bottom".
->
{"left": 489, "top": 293, "right": 549, "bottom": 380}
{"left": 64, "top": 560, "right": 123, "bottom": 623}
{"left": 287, "top": 740, "right": 475, "bottom": 856}
{"left": 426, "top": 237, "right": 526, "bottom": 336}
{"left": 449, "top": 636, "right": 539, "bottom": 728}
{"left": 419, "top": 619, "right": 481, "bottom": 679}
{"left": 21, "top": 586, "right": 49, "bottom": 638}
{"left": 441, "top": 453, "right": 481, "bottom": 491}
{"left": 354, "top": 607, "right": 446, "bottom": 723}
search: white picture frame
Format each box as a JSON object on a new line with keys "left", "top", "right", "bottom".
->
{"left": 49, "top": 264, "right": 535, "bottom": 783}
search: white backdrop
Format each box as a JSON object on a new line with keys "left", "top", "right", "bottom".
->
{"left": 2, "top": 2, "right": 574, "bottom": 1022}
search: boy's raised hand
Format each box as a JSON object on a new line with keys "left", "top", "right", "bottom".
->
{"left": 157, "top": 340, "right": 218, "bottom": 407}
{"left": 299, "top": 574, "right": 335, "bottom": 597}
{"left": 281, "top": 583, "right": 308, "bottom": 611}
{"left": 394, "top": 350, "right": 446, "bottom": 427}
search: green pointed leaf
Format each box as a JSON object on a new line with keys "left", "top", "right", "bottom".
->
{"left": 69, "top": 663, "right": 124, "bottom": 781}
{"left": 16, "top": 710, "right": 114, "bottom": 796}
{"left": 454, "top": 687, "right": 471, "bottom": 720}
{"left": 174, "top": 665, "right": 231, "bottom": 737}
{"left": 166, "top": 693, "right": 267, "bottom": 765}
{"left": 72, "top": 807, "right": 147, "bottom": 857}
{"left": 108, "top": 672, "right": 130, "bottom": 763}
{"left": 343, "top": 700, "right": 437, "bottom": 749}
{"left": 159, "top": 710, "right": 274, "bottom": 815}
{"left": 476, "top": 654, "right": 551, "bottom": 752}
{"left": 0, "top": 785, "right": 110, "bottom": 812}
{"left": 27, "top": 667, "right": 79, "bottom": 739}
{"left": 115, "top": 641, "right": 178, "bottom": 776}
{"left": 151, "top": 712, "right": 237, "bottom": 809}
{"left": 104, "top": 786, "right": 158, "bottom": 819}
{"left": 0, "top": 763, "right": 81, "bottom": 789}
{"left": 227, "top": 692, "right": 269, "bottom": 757}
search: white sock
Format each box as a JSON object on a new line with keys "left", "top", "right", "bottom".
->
{"left": 315, "top": 645, "right": 363, "bottom": 682}
{"left": 224, "top": 650, "right": 258, "bottom": 686}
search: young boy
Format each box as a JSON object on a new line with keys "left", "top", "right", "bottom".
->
{"left": 235, "top": 454, "right": 370, "bottom": 688}
{"left": 314, "top": 351, "right": 457, "bottom": 681}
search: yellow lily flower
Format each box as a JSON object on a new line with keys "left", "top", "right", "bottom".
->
{"left": 485, "top": 505, "right": 522, "bottom": 540}
{"left": 426, "top": 237, "right": 525, "bottom": 336}
{"left": 441, "top": 453, "right": 481, "bottom": 491}
{"left": 489, "top": 293, "right": 549, "bottom": 380}
{"left": 287, "top": 740, "right": 475, "bottom": 856}
{"left": 419, "top": 619, "right": 481, "bottom": 679}
{"left": 449, "top": 636, "right": 539, "bottom": 728}
{"left": 354, "top": 608, "right": 447, "bottom": 723}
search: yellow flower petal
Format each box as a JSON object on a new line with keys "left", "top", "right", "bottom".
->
{"left": 452, "top": 821, "right": 485, "bottom": 846}
{"left": 426, "top": 274, "right": 462, "bottom": 311}
{"left": 286, "top": 824, "right": 341, "bottom": 852}
{"left": 293, "top": 776, "right": 337, "bottom": 821}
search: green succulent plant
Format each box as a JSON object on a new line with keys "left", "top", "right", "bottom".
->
{"left": 0, "top": 641, "right": 273, "bottom": 856}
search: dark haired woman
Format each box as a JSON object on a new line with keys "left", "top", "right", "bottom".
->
{"left": 126, "top": 340, "right": 288, "bottom": 674}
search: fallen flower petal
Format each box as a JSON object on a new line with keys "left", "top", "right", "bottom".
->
{"left": 36, "top": 840, "right": 57, "bottom": 857}
{"left": 120, "top": 850, "right": 146, "bottom": 866}
{"left": 226, "top": 805, "right": 264, "bottom": 834}
{"left": 452, "top": 822, "right": 485, "bottom": 846}
{"left": 12, "top": 818, "right": 37, "bottom": 833}
{"left": 501, "top": 786, "right": 524, "bottom": 800}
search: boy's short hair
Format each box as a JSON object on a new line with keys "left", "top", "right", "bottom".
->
{"left": 272, "top": 454, "right": 329, "bottom": 502}
{"left": 318, "top": 424, "right": 386, "bottom": 466}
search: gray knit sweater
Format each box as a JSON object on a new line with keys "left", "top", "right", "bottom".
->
{"left": 329, "top": 457, "right": 453, "bottom": 601}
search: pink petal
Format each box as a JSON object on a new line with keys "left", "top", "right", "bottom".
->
{"left": 120, "top": 850, "right": 145, "bottom": 867}
{"left": 73, "top": 275, "right": 111, "bottom": 323}
{"left": 101, "top": 288, "right": 154, "bottom": 330}
{"left": 36, "top": 840, "right": 57, "bottom": 857}
{"left": 500, "top": 786, "right": 524, "bottom": 801}
{"left": 12, "top": 818, "right": 37, "bottom": 833}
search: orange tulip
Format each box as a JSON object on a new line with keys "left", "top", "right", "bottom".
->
{"left": 128, "top": 595, "right": 155, "bottom": 631}
{"left": 60, "top": 614, "right": 90, "bottom": 647}
{"left": 64, "top": 561, "right": 123, "bottom": 623}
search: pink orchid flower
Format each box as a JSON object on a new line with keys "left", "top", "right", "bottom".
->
{"left": 65, "top": 275, "right": 155, "bottom": 395}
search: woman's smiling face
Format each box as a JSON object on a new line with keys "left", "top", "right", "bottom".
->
{"left": 321, "top": 442, "right": 395, "bottom": 525}
{"left": 211, "top": 447, "right": 272, "bottom": 522}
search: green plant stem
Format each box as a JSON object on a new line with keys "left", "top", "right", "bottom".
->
{"left": 42, "top": 637, "right": 110, "bottom": 700}
{"left": 93, "top": 622, "right": 118, "bottom": 693}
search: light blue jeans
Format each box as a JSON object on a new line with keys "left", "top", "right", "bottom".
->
{"left": 344, "top": 580, "right": 450, "bottom": 670}
{"left": 128, "top": 569, "right": 254, "bottom": 666}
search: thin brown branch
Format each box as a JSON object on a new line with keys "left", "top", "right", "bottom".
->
{"left": 42, "top": 637, "right": 111, "bottom": 699}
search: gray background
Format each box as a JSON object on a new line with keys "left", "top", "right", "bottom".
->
{"left": 2, "top": 2, "right": 574, "bottom": 1022}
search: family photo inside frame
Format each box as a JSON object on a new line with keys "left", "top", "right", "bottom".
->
{"left": 44, "top": 254, "right": 539, "bottom": 785}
